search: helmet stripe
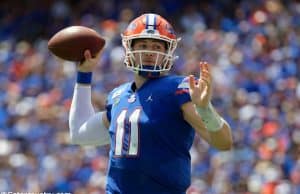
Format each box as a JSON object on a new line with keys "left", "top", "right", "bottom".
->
{"left": 145, "top": 14, "right": 156, "bottom": 30}
{"left": 146, "top": 14, "right": 149, "bottom": 29}
{"left": 153, "top": 14, "right": 156, "bottom": 30}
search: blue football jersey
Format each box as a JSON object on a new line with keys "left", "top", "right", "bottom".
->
{"left": 105, "top": 75, "right": 195, "bottom": 194}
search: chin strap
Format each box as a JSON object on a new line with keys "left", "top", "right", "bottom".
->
{"left": 138, "top": 65, "right": 161, "bottom": 78}
{"left": 138, "top": 70, "right": 161, "bottom": 78}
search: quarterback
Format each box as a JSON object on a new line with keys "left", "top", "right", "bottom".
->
{"left": 69, "top": 13, "right": 232, "bottom": 194}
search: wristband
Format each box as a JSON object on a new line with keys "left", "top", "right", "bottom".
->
{"left": 77, "top": 72, "right": 92, "bottom": 84}
{"left": 196, "top": 102, "right": 224, "bottom": 132}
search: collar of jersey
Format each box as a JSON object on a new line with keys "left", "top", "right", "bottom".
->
{"left": 129, "top": 75, "right": 168, "bottom": 93}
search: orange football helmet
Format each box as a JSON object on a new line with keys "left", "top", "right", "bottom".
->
{"left": 122, "top": 13, "right": 180, "bottom": 77}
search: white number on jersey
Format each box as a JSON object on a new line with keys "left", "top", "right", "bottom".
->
{"left": 115, "top": 109, "right": 141, "bottom": 156}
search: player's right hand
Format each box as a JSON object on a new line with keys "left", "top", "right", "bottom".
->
{"left": 77, "top": 49, "right": 102, "bottom": 72}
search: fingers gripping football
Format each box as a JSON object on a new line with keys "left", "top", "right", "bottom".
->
{"left": 188, "top": 62, "right": 212, "bottom": 108}
{"left": 77, "top": 49, "right": 102, "bottom": 72}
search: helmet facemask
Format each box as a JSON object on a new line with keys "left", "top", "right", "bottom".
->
{"left": 122, "top": 36, "right": 178, "bottom": 77}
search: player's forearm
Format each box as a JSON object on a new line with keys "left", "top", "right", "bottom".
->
{"left": 195, "top": 103, "right": 233, "bottom": 150}
{"left": 185, "top": 115, "right": 232, "bottom": 150}
{"left": 208, "top": 122, "right": 232, "bottom": 150}
{"left": 182, "top": 102, "right": 233, "bottom": 150}
{"left": 69, "top": 71, "right": 110, "bottom": 146}
{"left": 69, "top": 84, "right": 95, "bottom": 142}
{"left": 69, "top": 84, "right": 95, "bottom": 126}
{"left": 182, "top": 103, "right": 211, "bottom": 143}
{"left": 69, "top": 83, "right": 110, "bottom": 145}
{"left": 189, "top": 117, "right": 232, "bottom": 150}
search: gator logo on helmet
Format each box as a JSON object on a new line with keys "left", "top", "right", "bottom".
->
{"left": 127, "top": 22, "right": 137, "bottom": 31}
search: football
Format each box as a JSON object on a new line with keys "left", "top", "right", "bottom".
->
{"left": 48, "top": 26, "right": 105, "bottom": 61}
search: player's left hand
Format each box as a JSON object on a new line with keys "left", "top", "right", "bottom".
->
{"left": 188, "top": 61, "right": 212, "bottom": 108}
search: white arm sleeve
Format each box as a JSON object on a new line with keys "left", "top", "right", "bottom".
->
{"left": 69, "top": 84, "right": 110, "bottom": 146}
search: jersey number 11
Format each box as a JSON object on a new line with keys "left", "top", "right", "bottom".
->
{"left": 115, "top": 109, "right": 141, "bottom": 156}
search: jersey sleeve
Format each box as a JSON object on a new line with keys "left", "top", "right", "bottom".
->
{"left": 173, "top": 76, "right": 191, "bottom": 107}
{"left": 105, "top": 84, "right": 129, "bottom": 122}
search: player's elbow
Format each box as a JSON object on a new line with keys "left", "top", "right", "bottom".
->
{"left": 217, "top": 142, "right": 232, "bottom": 151}
{"left": 69, "top": 132, "right": 82, "bottom": 145}
{"left": 215, "top": 123, "right": 233, "bottom": 151}
{"left": 69, "top": 129, "right": 110, "bottom": 147}
{"left": 68, "top": 127, "right": 86, "bottom": 145}
{"left": 215, "top": 138, "right": 233, "bottom": 151}
{"left": 68, "top": 120, "right": 89, "bottom": 145}
{"left": 69, "top": 123, "right": 80, "bottom": 145}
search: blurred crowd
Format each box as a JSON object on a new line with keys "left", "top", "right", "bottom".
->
{"left": 0, "top": 0, "right": 300, "bottom": 193}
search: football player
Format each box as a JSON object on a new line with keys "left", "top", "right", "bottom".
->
{"left": 69, "top": 13, "right": 232, "bottom": 194}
